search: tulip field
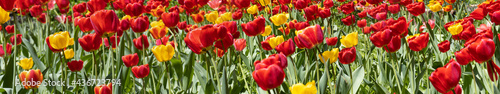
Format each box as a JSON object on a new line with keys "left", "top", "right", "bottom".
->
{"left": 2, "top": 0, "right": 500, "bottom": 94}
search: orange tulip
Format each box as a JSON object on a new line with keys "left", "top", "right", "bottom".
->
{"left": 19, "top": 69, "right": 44, "bottom": 89}
{"left": 94, "top": 83, "right": 112, "bottom": 94}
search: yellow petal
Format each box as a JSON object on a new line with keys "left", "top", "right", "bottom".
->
{"left": 340, "top": 32, "right": 358, "bottom": 48}
{"left": 18, "top": 58, "right": 33, "bottom": 70}
{"left": 262, "top": 26, "right": 272, "bottom": 36}
{"left": 0, "top": 6, "right": 10, "bottom": 24}
{"left": 269, "top": 36, "right": 284, "bottom": 49}
{"left": 64, "top": 49, "right": 74, "bottom": 59}
{"left": 448, "top": 23, "right": 463, "bottom": 35}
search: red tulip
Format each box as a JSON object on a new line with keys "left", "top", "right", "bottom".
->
{"left": 438, "top": 40, "right": 450, "bottom": 53}
{"left": 318, "top": 8, "right": 331, "bottom": 18}
{"left": 161, "top": 12, "right": 180, "bottom": 28}
{"left": 73, "top": 3, "right": 87, "bottom": 13}
{"left": 79, "top": 33, "right": 102, "bottom": 52}
{"left": 184, "top": 25, "right": 218, "bottom": 54}
{"left": 339, "top": 2, "right": 354, "bottom": 14}
{"left": 304, "top": 5, "right": 319, "bottom": 21}
{"left": 370, "top": 29, "right": 392, "bottom": 47}
{"left": 29, "top": 5, "right": 43, "bottom": 17}
{"left": 90, "top": 10, "right": 120, "bottom": 37}
{"left": 339, "top": 47, "right": 356, "bottom": 64}
{"left": 366, "top": 0, "right": 383, "bottom": 4}
{"left": 294, "top": 25, "right": 324, "bottom": 49}
{"left": 292, "top": 0, "right": 309, "bottom": 9}
{"left": 388, "top": 17, "right": 408, "bottom": 36}
{"left": 466, "top": 36, "right": 495, "bottom": 63}
{"left": 370, "top": 20, "right": 387, "bottom": 32}
{"left": 358, "top": 10, "right": 367, "bottom": 18}
{"left": 357, "top": 19, "right": 367, "bottom": 28}
{"left": 0, "top": 43, "right": 12, "bottom": 57}
{"left": 363, "top": 26, "right": 371, "bottom": 34}
{"left": 384, "top": 35, "right": 401, "bottom": 53}
{"left": 191, "top": 11, "right": 205, "bottom": 23}
{"left": 124, "top": 3, "right": 144, "bottom": 17}
{"left": 406, "top": 2, "right": 425, "bottom": 16}
{"left": 132, "top": 64, "right": 150, "bottom": 78}
{"left": 388, "top": 4, "right": 400, "bottom": 14}
{"left": 120, "top": 19, "right": 131, "bottom": 31}
{"left": 429, "top": 59, "right": 461, "bottom": 94}
{"left": 490, "top": 11, "right": 500, "bottom": 25}
{"left": 326, "top": 37, "right": 338, "bottom": 46}
{"left": 294, "top": 21, "right": 310, "bottom": 30}
{"left": 232, "top": 10, "right": 243, "bottom": 20}
{"left": 37, "top": 13, "right": 46, "bottom": 23}
{"left": 487, "top": 60, "right": 500, "bottom": 81}
{"left": 375, "top": 12, "right": 387, "bottom": 20}
{"left": 19, "top": 69, "right": 44, "bottom": 89}
{"left": 103, "top": 35, "right": 120, "bottom": 49}
{"left": 0, "top": 0, "right": 16, "bottom": 11}
{"left": 75, "top": 17, "right": 94, "bottom": 33}
{"left": 407, "top": 32, "right": 429, "bottom": 51}
{"left": 341, "top": 15, "right": 355, "bottom": 26}
{"left": 443, "top": 85, "right": 462, "bottom": 94}
{"left": 234, "top": 39, "right": 246, "bottom": 51}
{"left": 261, "top": 35, "right": 274, "bottom": 51}
{"left": 454, "top": 48, "right": 473, "bottom": 65}
{"left": 275, "top": 39, "right": 295, "bottom": 56}
{"left": 241, "top": 16, "right": 266, "bottom": 36}
{"left": 56, "top": 0, "right": 70, "bottom": 9}
{"left": 133, "top": 34, "right": 149, "bottom": 50}
{"left": 279, "top": 0, "right": 291, "bottom": 5}
{"left": 94, "top": 83, "right": 112, "bottom": 94}
{"left": 324, "top": 0, "right": 334, "bottom": 8}
{"left": 232, "top": 0, "right": 250, "bottom": 8}
{"left": 10, "top": 34, "right": 22, "bottom": 45}
{"left": 5, "top": 25, "right": 14, "bottom": 34}
{"left": 253, "top": 53, "right": 287, "bottom": 90}
{"left": 470, "top": 8, "right": 487, "bottom": 20}
{"left": 87, "top": 0, "right": 107, "bottom": 14}
{"left": 130, "top": 16, "right": 150, "bottom": 33}
{"left": 67, "top": 60, "right": 84, "bottom": 72}
{"left": 213, "top": 26, "right": 234, "bottom": 51}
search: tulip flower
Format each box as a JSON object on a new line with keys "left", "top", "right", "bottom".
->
{"left": 294, "top": 25, "right": 324, "bottom": 49}
{"left": 357, "top": 19, "right": 367, "bottom": 28}
{"left": 120, "top": 18, "right": 131, "bottom": 31}
{"left": 407, "top": 32, "right": 429, "bottom": 51}
{"left": 253, "top": 53, "right": 287, "bottom": 90}
{"left": 339, "top": 2, "right": 354, "bottom": 14}
{"left": 384, "top": 36, "right": 401, "bottom": 53}
{"left": 29, "top": 5, "right": 43, "bottom": 17}
{"left": 406, "top": 2, "right": 425, "bottom": 16}
{"left": 94, "top": 83, "right": 112, "bottom": 94}
{"left": 132, "top": 64, "right": 150, "bottom": 78}
{"left": 293, "top": 0, "right": 309, "bottom": 9}
{"left": 48, "top": 31, "right": 72, "bottom": 50}
{"left": 247, "top": 5, "right": 259, "bottom": 14}
{"left": 289, "top": 81, "right": 317, "bottom": 94}
{"left": 443, "top": 85, "right": 462, "bottom": 94}
{"left": 131, "top": 16, "right": 150, "bottom": 33}
{"left": 486, "top": 60, "right": 500, "bottom": 81}
{"left": 216, "top": 21, "right": 240, "bottom": 38}
{"left": 438, "top": 40, "right": 450, "bottom": 53}
{"left": 5, "top": 25, "right": 14, "bottom": 33}
{"left": 370, "top": 29, "right": 392, "bottom": 47}
{"left": 19, "top": 69, "right": 43, "bottom": 89}
{"left": 221, "top": 12, "right": 232, "bottom": 21}
{"left": 233, "top": 0, "right": 251, "bottom": 9}
{"left": 124, "top": 3, "right": 144, "bottom": 17}
{"left": 262, "top": 26, "right": 272, "bottom": 36}
{"left": 73, "top": 3, "right": 87, "bottom": 13}
{"left": 87, "top": 0, "right": 107, "bottom": 14}
{"left": 152, "top": 44, "right": 175, "bottom": 62}
{"left": 149, "top": 26, "right": 168, "bottom": 40}
{"left": 261, "top": 35, "right": 274, "bottom": 51}
{"left": 339, "top": 47, "right": 356, "bottom": 64}
{"left": 388, "top": 4, "right": 400, "bottom": 14}
{"left": 75, "top": 17, "right": 94, "bottom": 33}
{"left": 67, "top": 60, "right": 84, "bottom": 72}
{"left": 56, "top": 0, "right": 70, "bottom": 9}
{"left": 323, "top": 0, "right": 333, "bottom": 8}
{"left": 318, "top": 8, "right": 331, "bottom": 18}
{"left": 341, "top": 15, "right": 354, "bottom": 26}
{"left": 429, "top": 3, "right": 442, "bottom": 12}
{"left": 18, "top": 58, "right": 33, "bottom": 70}
{"left": 454, "top": 48, "right": 473, "bottom": 65}
{"left": 275, "top": 39, "right": 296, "bottom": 56}
{"left": 388, "top": 17, "right": 408, "bottom": 36}
{"left": 319, "top": 48, "right": 339, "bottom": 63}
{"left": 133, "top": 35, "right": 150, "bottom": 50}
{"left": 0, "top": 43, "right": 11, "bottom": 57}
{"left": 234, "top": 39, "right": 247, "bottom": 51}
{"left": 269, "top": 36, "right": 284, "bottom": 49}
{"left": 447, "top": 23, "right": 463, "bottom": 35}
{"left": 205, "top": 11, "right": 218, "bottom": 23}
{"left": 445, "top": 0, "right": 456, "bottom": 4}
{"left": 258, "top": 0, "right": 271, "bottom": 6}
{"left": 37, "top": 13, "right": 46, "bottom": 23}
{"left": 191, "top": 11, "right": 205, "bottom": 23}
{"left": 366, "top": 0, "right": 383, "bottom": 4}
{"left": 103, "top": 35, "right": 120, "bottom": 49}
{"left": 78, "top": 33, "right": 102, "bottom": 52}
{"left": 340, "top": 32, "right": 358, "bottom": 48}
{"left": 161, "top": 12, "right": 180, "bottom": 28}
{"left": 304, "top": 5, "right": 319, "bottom": 21}
{"left": 429, "top": 59, "right": 461, "bottom": 94}
{"left": 242, "top": 16, "right": 266, "bottom": 36}
{"left": 122, "top": 53, "right": 139, "bottom": 67}
{"left": 64, "top": 49, "right": 74, "bottom": 59}
{"left": 0, "top": 6, "right": 10, "bottom": 24}
{"left": 470, "top": 8, "right": 486, "bottom": 20}
{"left": 466, "top": 36, "right": 495, "bottom": 63}
{"left": 232, "top": 10, "right": 243, "bottom": 20}
{"left": 90, "top": 10, "right": 119, "bottom": 37}
{"left": 443, "top": 5, "right": 453, "bottom": 12}
{"left": 270, "top": 13, "right": 289, "bottom": 26}
{"left": 184, "top": 25, "right": 218, "bottom": 54}
{"left": 10, "top": 34, "right": 22, "bottom": 45}
{"left": 0, "top": 0, "right": 16, "bottom": 11}
{"left": 326, "top": 37, "right": 338, "bottom": 46}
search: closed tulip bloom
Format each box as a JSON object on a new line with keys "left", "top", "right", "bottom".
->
{"left": 64, "top": 49, "right": 74, "bottom": 59}
{"left": 289, "top": 81, "right": 317, "bottom": 94}
{"left": 234, "top": 39, "right": 247, "bottom": 51}
{"left": 90, "top": 10, "right": 119, "bottom": 37}
{"left": 438, "top": 40, "right": 450, "bottom": 53}
{"left": 10, "top": 34, "right": 22, "bottom": 45}
{"left": 233, "top": 0, "right": 250, "bottom": 8}
{"left": 340, "top": 32, "right": 358, "bottom": 48}
{"left": 270, "top": 13, "right": 289, "bottom": 26}
{"left": 0, "top": 43, "right": 12, "bottom": 57}
{"left": 443, "top": 5, "right": 453, "bottom": 12}
{"left": 341, "top": 15, "right": 354, "bottom": 26}
{"left": 48, "top": 31, "right": 71, "bottom": 50}
{"left": 275, "top": 39, "right": 296, "bottom": 56}
{"left": 94, "top": 83, "right": 112, "bottom": 94}
{"left": 221, "top": 12, "right": 232, "bottom": 21}
{"left": 318, "top": 8, "right": 331, "bottom": 18}
{"left": 73, "top": 3, "right": 87, "bottom": 13}
{"left": 339, "top": 47, "right": 356, "bottom": 64}
{"left": 232, "top": 10, "right": 243, "bottom": 20}
{"left": 132, "top": 64, "right": 150, "bottom": 78}
{"left": 454, "top": 48, "right": 473, "bottom": 65}
{"left": 406, "top": 2, "right": 425, "bottom": 16}
{"left": 247, "top": 5, "right": 259, "bottom": 14}
{"left": 5, "top": 25, "right": 13, "bottom": 33}
{"left": 467, "top": 36, "right": 495, "bottom": 63}
{"left": 0, "top": 6, "right": 10, "bottom": 24}
{"left": 184, "top": 25, "right": 218, "bottom": 54}
{"left": 357, "top": 19, "right": 367, "bottom": 28}
{"left": 130, "top": 16, "right": 150, "bottom": 33}
{"left": 122, "top": 53, "right": 139, "bottom": 67}
{"left": 448, "top": 23, "right": 463, "bottom": 35}
{"left": 152, "top": 44, "right": 175, "bottom": 62}
{"left": 407, "top": 32, "right": 429, "bottom": 51}
{"left": 269, "top": 36, "right": 284, "bottom": 49}
{"left": 29, "top": 5, "right": 43, "bottom": 17}
{"left": 149, "top": 26, "right": 168, "bottom": 39}
{"left": 429, "top": 59, "right": 461, "bottom": 94}
{"left": 294, "top": 25, "right": 324, "bottom": 49}
{"left": 242, "top": 16, "right": 266, "bottom": 36}
{"left": 261, "top": 26, "right": 272, "bottom": 36}
{"left": 319, "top": 48, "right": 339, "bottom": 63}
{"left": 56, "top": 0, "right": 70, "bottom": 9}
{"left": 124, "top": 3, "right": 144, "bottom": 17}
{"left": 326, "top": 37, "right": 338, "bottom": 46}
{"left": 67, "top": 60, "right": 84, "bottom": 72}
{"left": 37, "top": 13, "right": 46, "bottom": 23}
{"left": 445, "top": 0, "right": 456, "bottom": 4}
{"left": 19, "top": 69, "right": 43, "bottom": 89}
{"left": 253, "top": 53, "right": 287, "bottom": 90}
{"left": 133, "top": 35, "right": 149, "bottom": 50}
{"left": 18, "top": 58, "right": 33, "bottom": 70}
{"left": 258, "top": 0, "right": 271, "bottom": 6}
{"left": 429, "top": 3, "right": 442, "bottom": 12}
{"left": 75, "top": 17, "right": 94, "bottom": 33}
{"left": 161, "top": 12, "right": 180, "bottom": 28}
{"left": 78, "top": 33, "right": 102, "bottom": 52}
{"left": 370, "top": 29, "right": 392, "bottom": 47}
{"left": 0, "top": 0, "right": 16, "bottom": 11}
{"left": 388, "top": 4, "right": 400, "bottom": 14}
{"left": 191, "top": 11, "right": 205, "bottom": 23}
{"left": 339, "top": 2, "right": 354, "bottom": 14}
{"left": 388, "top": 17, "right": 408, "bottom": 36}
{"left": 205, "top": 11, "right": 218, "bottom": 23}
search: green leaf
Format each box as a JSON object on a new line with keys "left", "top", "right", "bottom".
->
{"left": 351, "top": 66, "right": 365, "bottom": 94}
{"left": 22, "top": 38, "right": 46, "bottom": 71}
{"left": 318, "top": 66, "right": 328, "bottom": 94}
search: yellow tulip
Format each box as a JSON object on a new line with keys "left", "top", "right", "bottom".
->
{"left": 429, "top": 3, "right": 442, "bottom": 12}
{"left": 221, "top": 12, "right": 232, "bottom": 21}
{"left": 151, "top": 44, "right": 175, "bottom": 62}
{"left": 417, "top": 0, "right": 423, "bottom": 2}
{"left": 269, "top": 36, "right": 284, "bottom": 49}
{"left": 151, "top": 20, "right": 165, "bottom": 28}
{"left": 270, "top": 13, "right": 289, "bottom": 26}
{"left": 448, "top": 23, "right": 463, "bottom": 35}
{"left": 0, "top": 6, "right": 10, "bottom": 24}
{"left": 319, "top": 48, "right": 339, "bottom": 63}
{"left": 247, "top": 5, "right": 259, "bottom": 14}
{"left": 205, "top": 11, "right": 219, "bottom": 23}
{"left": 49, "top": 31, "right": 71, "bottom": 50}
{"left": 262, "top": 26, "right": 272, "bottom": 36}
{"left": 18, "top": 58, "right": 33, "bottom": 70}
{"left": 258, "top": 0, "right": 271, "bottom": 6}
{"left": 290, "top": 81, "right": 317, "bottom": 94}
{"left": 340, "top": 32, "right": 358, "bottom": 48}
{"left": 215, "top": 17, "right": 224, "bottom": 24}
{"left": 64, "top": 49, "right": 74, "bottom": 59}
